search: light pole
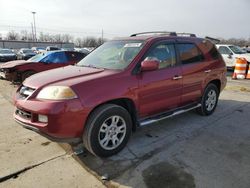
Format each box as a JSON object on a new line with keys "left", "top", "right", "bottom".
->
{"left": 31, "top": 11, "right": 37, "bottom": 41}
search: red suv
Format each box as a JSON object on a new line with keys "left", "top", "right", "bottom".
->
{"left": 14, "top": 32, "right": 227, "bottom": 157}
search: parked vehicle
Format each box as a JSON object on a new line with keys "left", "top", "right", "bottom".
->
{"left": 75, "top": 48, "right": 91, "bottom": 55}
{"left": 17, "top": 48, "right": 36, "bottom": 60}
{"left": 46, "top": 46, "right": 61, "bottom": 51}
{"left": 0, "top": 51, "right": 86, "bottom": 82}
{"left": 14, "top": 31, "right": 227, "bottom": 157}
{"left": 31, "top": 47, "right": 46, "bottom": 54}
{"left": 216, "top": 44, "right": 250, "bottom": 68}
{"left": 0, "top": 49, "right": 17, "bottom": 62}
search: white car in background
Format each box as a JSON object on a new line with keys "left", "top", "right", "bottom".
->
{"left": 216, "top": 44, "right": 250, "bottom": 68}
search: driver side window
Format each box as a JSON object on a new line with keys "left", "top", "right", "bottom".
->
{"left": 218, "top": 46, "right": 232, "bottom": 55}
{"left": 41, "top": 52, "right": 68, "bottom": 63}
{"left": 144, "top": 43, "right": 176, "bottom": 69}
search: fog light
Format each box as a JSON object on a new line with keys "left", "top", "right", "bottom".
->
{"left": 38, "top": 115, "right": 48, "bottom": 123}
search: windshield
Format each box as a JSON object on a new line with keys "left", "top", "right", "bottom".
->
{"left": 23, "top": 49, "right": 34, "bottom": 53}
{"left": 77, "top": 40, "right": 145, "bottom": 70}
{"left": 37, "top": 47, "right": 45, "bottom": 50}
{"left": 27, "top": 53, "right": 47, "bottom": 62}
{"left": 229, "top": 45, "right": 246, "bottom": 54}
{"left": 0, "top": 49, "right": 13, "bottom": 54}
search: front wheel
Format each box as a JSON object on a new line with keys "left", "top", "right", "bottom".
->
{"left": 83, "top": 104, "right": 132, "bottom": 157}
{"left": 197, "top": 83, "right": 219, "bottom": 116}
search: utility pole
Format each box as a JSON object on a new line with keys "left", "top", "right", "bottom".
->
{"left": 31, "top": 11, "right": 37, "bottom": 41}
{"left": 31, "top": 23, "right": 34, "bottom": 41}
{"left": 101, "top": 29, "right": 104, "bottom": 44}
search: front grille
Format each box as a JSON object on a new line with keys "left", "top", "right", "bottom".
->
{"left": 19, "top": 85, "right": 35, "bottom": 99}
{"left": 15, "top": 108, "right": 32, "bottom": 120}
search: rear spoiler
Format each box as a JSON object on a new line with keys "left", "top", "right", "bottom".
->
{"left": 205, "top": 36, "right": 220, "bottom": 44}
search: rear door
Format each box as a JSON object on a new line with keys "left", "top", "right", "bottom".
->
{"left": 137, "top": 41, "right": 182, "bottom": 117}
{"left": 176, "top": 42, "right": 210, "bottom": 105}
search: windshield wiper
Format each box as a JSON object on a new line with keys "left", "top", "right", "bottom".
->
{"left": 77, "top": 64, "right": 102, "bottom": 69}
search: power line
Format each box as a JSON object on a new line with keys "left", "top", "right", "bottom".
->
{"left": 0, "top": 24, "right": 125, "bottom": 37}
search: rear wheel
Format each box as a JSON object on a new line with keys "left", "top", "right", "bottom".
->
{"left": 21, "top": 71, "right": 35, "bottom": 82}
{"left": 197, "top": 83, "right": 219, "bottom": 116}
{"left": 83, "top": 104, "right": 132, "bottom": 157}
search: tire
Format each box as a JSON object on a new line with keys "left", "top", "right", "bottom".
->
{"left": 197, "top": 83, "right": 219, "bottom": 116}
{"left": 21, "top": 71, "right": 35, "bottom": 82}
{"left": 83, "top": 104, "right": 132, "bottom": 157}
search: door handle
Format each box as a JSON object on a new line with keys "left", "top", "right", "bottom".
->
{"left": 172, "top": 75, "right": 183, "bottom": 80}
{"left": 204, "top": 70, "right": 211, "bottom": 73}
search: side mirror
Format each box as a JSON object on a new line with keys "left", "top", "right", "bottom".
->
{"left": 228, "top": 52, "right": 233, "bottom": 58}
{"left": 141, "top": 60, "right": 159, "bottom": 72}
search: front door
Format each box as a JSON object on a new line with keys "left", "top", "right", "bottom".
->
{"left": 137, "top": 42, "right": 182, "bottom": 118}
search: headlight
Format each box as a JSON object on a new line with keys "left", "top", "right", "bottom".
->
{"left": 37, "top": 86, "right": 78, "bottom": 100}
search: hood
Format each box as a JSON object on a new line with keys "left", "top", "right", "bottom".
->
{"left": 0, "top": 60, "right": 29, "bottom": 68}
{"left": 238, "top": 54, "right": 250, "bottom": 62}
{"left": 23, "top": 65, "right": 105, "bottom": 88}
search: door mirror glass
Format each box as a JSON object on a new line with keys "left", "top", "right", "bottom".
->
{"left": 141, "top": 60, "right": 159, "bottom": 72}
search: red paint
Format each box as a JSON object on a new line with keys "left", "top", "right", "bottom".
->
{"left": 13, "top": 35, "right": 227, "bottom": 140}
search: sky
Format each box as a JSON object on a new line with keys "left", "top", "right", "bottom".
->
{"left": 0, "top": 0, "right": 250, "bottom": 39}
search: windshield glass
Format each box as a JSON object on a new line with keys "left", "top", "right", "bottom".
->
{"left": 27, "top": 53, "right": 47, "bottom": 62}
{"left": 77, "top": 40, "right": 144, "bottom": 70}
{"left": 0, "top": 49, "right": 13, "bottom": 54}
{"left": 229, "top": 45, "right": 246, "bottom": 54}
{"left": 23, "top": 49, "right": 34, "bottom": 53}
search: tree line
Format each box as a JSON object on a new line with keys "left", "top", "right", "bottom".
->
{"left": 1, "top": 30, "right": 106, "bottom": 47}
{"left": 1, "top": 30, "right": 250, "bottom": 47}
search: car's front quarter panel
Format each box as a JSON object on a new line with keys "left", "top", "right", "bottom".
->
{"left": 14, "top": 89, "right": 87, "bottom": 139}
{"left": 72, "top": 71, "right": 139, "bottom": 116}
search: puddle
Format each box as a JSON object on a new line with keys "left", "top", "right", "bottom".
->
{"left": 142, "top": 162, "right": 195, "bottom": 188}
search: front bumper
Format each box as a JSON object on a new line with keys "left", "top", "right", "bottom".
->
{"left": 0, "top": 71, "right": 16, "bottom": 81}
{"left": 14, "top": 97, "right": 89, "bottom": 142}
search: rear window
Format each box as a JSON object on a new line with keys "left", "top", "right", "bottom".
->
{"left": 200, "top": 40, "right": 220, "bottom": 60}
{"left": 177, "top": 43, "right": 204, "bottom": 64}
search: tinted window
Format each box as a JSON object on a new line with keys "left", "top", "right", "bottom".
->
{"left": 144, "top": 43, "right": 176, "bottom": 69}
{"left": 177, "top": 43, "right": 204, "bottom": 64}
{"left": 42, "top": 52, "right": 68, "bottom": 63}
{"left": 201, "top": 40, "right": 220, "bottom": 60}
{"left": 218, "top": 46, "right": 232, "bottom": 55}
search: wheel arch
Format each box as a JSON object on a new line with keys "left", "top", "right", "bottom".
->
{"left": 208, "top": 79, "right": 221, "bottom": 92}
{"left": 85, "top": 98, "right": 138, "bottom": 133}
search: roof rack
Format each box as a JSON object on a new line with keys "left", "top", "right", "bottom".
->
{"left": 205, "top": 36, "right": 220, "bottom": 44}
{"left": 130, "top": 31, "right": 196, "bottom": 37}
{"left": 130, "top": 31, "right": 177, "bottom": 37}
{"left": 176, "top": 33, "right": 196, "bottom": 37}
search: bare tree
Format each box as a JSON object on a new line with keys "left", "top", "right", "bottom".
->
{"left": 53, "top": 34, "right": 62, "bottom": 42}
{"left": 61, "top": 34, "right": 73, "bottom": 43}
{"left": 75, "top": 37, "right": 82, "bottom": 47}
{"left": 6, "top": 30, "right": 20, "bottom": 40}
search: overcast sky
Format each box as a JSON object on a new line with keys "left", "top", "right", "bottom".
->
{"left": 0, "top": 0, "right": 249, "bottom": 39}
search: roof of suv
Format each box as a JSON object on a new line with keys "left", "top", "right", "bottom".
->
{"left": 114, "top": 31, "right": 204, "bottom": 42}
